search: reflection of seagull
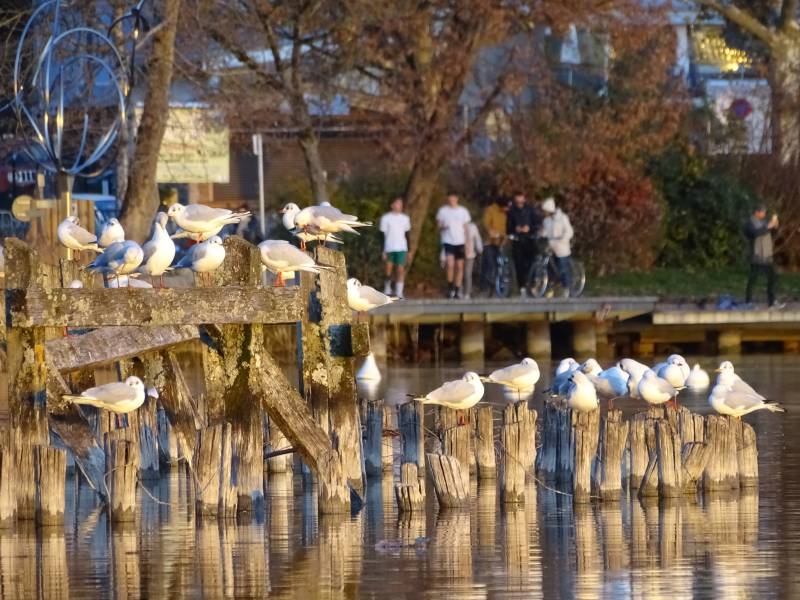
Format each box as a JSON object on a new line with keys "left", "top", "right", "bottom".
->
{"left": 138, "top": 212, "right": 175, "bottom": 287}
{"left": 63, "top": 376, "right": 148, "bottom": 414}
{"left": 58, "top": 216, "right": 102, "bottom": 253}
{"left": 167, "top": 203, "right": 249, "bottom": 234}
{"left": 99, "top": 218, "right": 125, "bottom": 248}
{"left": 346, "top": 278, "right": 396, "bottom": 312}
{"left": 708, "top": 383, "right": 784, "bottom": 418}
{"left": 566, "top": 371, "right": 599, "bottom": 413}
{"left": 174, "top": 236, "right": 225, "bottom": 285}
{"left": 258, "top": 240, "right": 327, "bottom": 286}
{"left": 86, "top": 240, "right": 143, "bottom": 283}
{"left": 686, "top": 364, "right": 710, "bottom": 390}
{"left": 482, "top": 357, "right": 540, "bottom": 391}
{"left": 411, "top": 373, "right": 484, "bottom": 410}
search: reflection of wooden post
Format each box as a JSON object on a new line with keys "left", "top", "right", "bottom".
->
{"left": 394, "top": 463, "right": 424, "bottom": 513}
{"left": 40, "top": 527, "right": 69, "bottom": 599}
{"left": 364, "top": 402, "right": 383, "bottom": 478}
{"left": 474, "top": 406, "right": 496, "bottom": 479}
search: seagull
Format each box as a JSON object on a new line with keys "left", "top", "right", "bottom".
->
{"left": 547, "top": 357, "right": 579, "bottom": 396}
{"left": 167, "top": 203, "right": 250, "bottom": 234}
{"left": 411, "top": 372, "right": 484, "bottom": 410}
{"left": 618, "top": 358, "right": 651, "bottom": 400}
{"left": 86, "top": 240, "right": 144, "bottom": 284}
{"left": 280, "top": 202, "right": 371, "bottom": 245}
{"left": 482, "top": 357, "right": 540, "bottom": 392}
{"left": 657, "top": 355, "right": 689, "bottom": 388}
{"left": 585, "top": 365, "right": 629, "bottom": 408}
{"left": 566, "top": 371, "right": 599, "bottom": 413}
{"left": 579, "top": 358, "right": 603, "bottom": 377}
{"left": 707, "top": 383, "right": 784, "bottom": 419}
{"left": 715, "top": 361, "right": 766, "bottom": 400}
{"left": 62, "top": 376, "right": 147, "bottom": 414}
{"left": 638, "top": 370, "right": 681, "bottom": 407}
{"left": 346, "top": 278, "right": 396, "bottom": 312}
{"left": 356, "top": 352, "right": 382, "bottom": 382}
{"left": 685, "top": 364, "right": 710, "bottom": 390}
{"left": 108, "top": 274, "right": 153, "bottom": 289}
{"left": 258, "top": 240, "right": 328, "bottom": 286}
{"left": 138, "top": 212, "right": 176, "bottom": 287}
{"left": 170, "top": 226, "right": 223, "bottom": 242}
{"left": 57, "top": 216, "right": 102, "bottom": 253}
{"left": 99, "top": 218, "right": 125, "bottom": 248}
{"left": 174, "top": 236, "right": 226, "bottom": 285}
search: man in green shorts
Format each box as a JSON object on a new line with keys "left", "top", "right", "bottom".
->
{"left": 380, "top": 197, "right": 411, "bottom": 298}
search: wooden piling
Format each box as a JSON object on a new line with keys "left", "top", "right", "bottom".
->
{"left": 500, "top": 403, "right": 536, "bottom": 504}
{"left": 265, "top": 416, "right": 293, "bottom": 474}
{"left": 571, "top": 409, "right": 600, "bottom": 503}
{"left": 591, "top": 409, "right": 628, "bottom": 501}
{"left": 398, "top": 401, "right": 425, "bottom": 476}
{"left": 156, "top": 407, "right": 180, "bottom": 467}
{"left": 194, "top": 422, "right": 237, "bottom": 517}
{"left": 14, "top": 437, "right": 36, "bottom": 520}
{"left": 655, "top": 420, "right": 682, "bottom": 498}
{"left": 34, "top": 446, "right": 66, "bottom": 525}
{"left": 536, "top": 402, "right": 559, "bottom": 480}
{"left": 364, "top": 402, "right": 384, "bottom": 478}
{"left": 733, "top": 418, "right": 758, "bottom": 488}
{"left": 427, "top": 453, "right": 469, "bottom": 509}
{"left": 703, "top": 415, "right": 740, "bottom": 492}
{"left": 438, "top": 408, "right": 471, "bottom": 490}
{"left": 104, "top": 436, "right": 139, "bottom": 522}
{"left": 381, "top": 406, "right": 394, "bottom": 473}
{"left": 394, "top": 462, "right": 425, "bottom": 513}
{"left": 474, "top": 406, "right": 496, "bottom": 479}
{"left": 0, "top": 435, "right": 16, "bottom": 527}
{"left": 680, "top": 442, "right": 710, "bottom": 494}
{"left": 629, "top": 412, "right": 658, "bottom": 496}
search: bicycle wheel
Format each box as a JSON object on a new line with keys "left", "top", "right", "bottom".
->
{"left": 495, "top": 258, "right": 513, "bottom": 298}
{"left": 569, "top": 260, "right": 586, "bottom": 297}
{"left": 527, "top": 259, "right": 549, "bottom": 298}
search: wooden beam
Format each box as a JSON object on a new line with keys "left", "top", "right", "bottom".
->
{"left": 46, "top": 325, "right": 200, "bottom": 372}
{"left": 7, "top": 286, "right": 301, "bottom": 327}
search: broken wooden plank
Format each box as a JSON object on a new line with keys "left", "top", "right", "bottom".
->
{"left": 7, "top": 286, "right": 301, "bottom": 328}
{"left": 46, "top": 325, "right": 200, "bottom": 372}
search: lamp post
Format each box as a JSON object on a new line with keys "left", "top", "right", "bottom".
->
{"left": 252, "top": 133, "right": 266, "bottom": 239}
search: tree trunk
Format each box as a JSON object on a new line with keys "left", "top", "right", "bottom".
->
{"left": 404, "top": 151, "right": 446, "bottom": 269}
{"left": 771, "top": 39, "right": 800, "bottom": 166}
{"left": 119, "top": 0, "right": 182, "bottom": 242}
{"left": 297, "top": 126, "right": 329, "bottom": 204}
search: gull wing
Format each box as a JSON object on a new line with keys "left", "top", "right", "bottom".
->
{"left": 67, "top": 222, "right": 98, "bottom": 244}
{"left": 184, "top": 204, "right": 233, "bottom": 222}
{"left": 732, "top": 378, "right": 764, "bottom": 400}
{"left": 312, "top": 205, "right": 357, "bottom": 222}
{"left": 654, "top": 377, "right": 678, "bottom": 396}
{"left": 491, "top": 362, "right": 531, "bottom": 383}
{"left": 83, "top": 382, "right": 138, "bottom": 404}
{"left": 358, "top": 285, "right": 392, "bottom": 307}
{"left": 142, "top": 239, "right": 158, "bottom": 264}
{"left": 426, "top": 379, "right": 476, "bottom": 404}
{"left": 266, "top": 242, "right": 314, "bottom": 269}
{"left": 722, "top": 390, "right": 765, "bottom": 411}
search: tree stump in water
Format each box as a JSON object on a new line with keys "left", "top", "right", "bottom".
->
{"left": 395, "top": 462, "right": 425, "bottom": 513}
{"left": 474, "top": 406, "right": 496, "bottom": 479}
{"left": 733, "top": 418, "right": 758, "bottom": 488}
{"left": 592, "top": 409, "right": 628, "bottom": 501}
{"left": 398, "top": 401, "right": 425, "bottom": 476}
{"left": 571, "top": 409, "right": 600, "bottom": 503}
{"left": 104, "top": 437, "right": 139, "bottom": 522}
{"left": 427, "top": 453, "right": 469, "bottom": 509}
{"left": 703, "top": 415, "right": 740, "bottom": 492}
{"left": 655, "top": 420, "right": 682, "bottom": 498}
{"left": 35, "top": 446, "right": 66, "bottom": 525}
{"left": 500, "top": 403, "right": 536, "bottom": 504}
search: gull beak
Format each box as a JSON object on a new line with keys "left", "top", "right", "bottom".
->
{"left": 714, "top": 368, "right": 722, "bottom": 373}
{"left": 146, "top": 386, "right": 159, "bottom": 399}
{"left": 278, "top": 208, "right": 286, "bottom": 214}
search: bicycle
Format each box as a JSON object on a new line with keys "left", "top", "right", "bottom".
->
{"left": 488, "top": 238, "right": 513, "bottom": 298}
{"left": 526, "top": 242, "right": 586, "bottom": 298}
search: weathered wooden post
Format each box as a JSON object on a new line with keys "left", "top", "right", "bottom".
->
{"left": 536, "top": 402, "right": 559, "bottom": 480}
{"left": 591, "top": 409, "right": 628, "bottom": 501}
{"left": 438, "top": 408, "right": 471, "bottom": 488}
{"left": 0, "top": 435, "right": 16, "bottom": 526}
{"left": 194, "top": 422, "right": 237, "bottom": 517}
{"left": 629, "top": 410, "right": 658, "bottom": 496}
{"left": 474, "top": 406, "right": 496, "bottom": 479}
{"left": 265, "top": 415, "right": 293, "bottom": 474}
{"left": 680, "top": 441, "right": 710, "bottom": 494}
{"left": 364, "top": 402, "right": 384, "bottom": 478}
{"left": 394, "top": 462, "right": 425, "bottom": 513}
{"left": 398, "top": 401, "right": 425, "bottom": 476}
{"left": 655, "top": 420, "right": 682, "bottom": 498}
{"left": 13, "top": 432, "right": 37, "bottom": 520}
{"left": 500, "top": 403, "right": 536, "bottom": 504}
{"left": 732, "top": 418, "right": 758, "bottom": 487}
{"left": 35, "top": 446, "right": 66, "bottom": 525}
{"left": 427, "top": 453, "right": 469, "bottom": 509}
{"left": 381, "top": 405, "right": 394, "bottom": 473}
{"left": 104, "top": 434, "right": 139, "bottom": 522}
{"left": 571, "top": 409, "right": 600, "bottom": 503}
{"left": 703, "top": 415, "right": 740, "bottom": 492}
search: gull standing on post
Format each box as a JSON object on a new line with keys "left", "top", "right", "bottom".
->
{"left": 482, "top": 358, "right": 540, "bottom": 392}
{"left": 411, "top": 372, "right": 484, "bottom": 410}
{"left": 99, "top": 218, "right": 125, "bottom": 248}
{"left": 707, "top": 384, "right": 784, "bottom": 418}
{"left": 715, "top": 361, "right": 766, "bottom": 399}
{"left": 658, "top": 355, "right": 690, "bottom": 388}
{"left": 170, "top": 226, "right": 223, "bottom": 242}
{"left": 62, "top": 376, "right": 148, "bottom": 414}
{"left": 138, "top": 212, "right": 176, "bottom": 287}
{"left": 258, "top": 240, "right": 328, "bottom": 286}
{"left": 638, "top": 370, "right": 681, "bottom": 407}
{"left": 167, "top": 203, "right": 250, "bottom": 235}
{"left": 57, "top": 216, "right": 103, "bottom": 253}
{"left": 346, "top": 278, "right": 396, "bottom": 312}
{"left": 618, "top": 358, "right": 651, "bottom": 399}
{"left": 174, "top": 236, "right": 226, "bottom": 285}
{"left": 86, "top": 240, "right": 144, "bottom": 285}
{"left": 566, "top": 371, "right": 599, "bottom": 413}
{"left": 547, "top": 358, "right": 579, "bottom": 396}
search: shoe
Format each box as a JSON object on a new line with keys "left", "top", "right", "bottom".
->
{"left": 456, "top": 288, "right": 463, "bottom": 299}
{"left": 770, "top": 301, "right": 786, "bottom": 310}
{"left": 447, "top": 288, "right": 456, "bottom": 299}
{"left": 463, "top": 294, "right": 471, "bottom": 300}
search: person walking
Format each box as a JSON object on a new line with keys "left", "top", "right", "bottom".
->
{"left": 379, "top": 196, "right": 411, "bottom": 298}
{"left": 436, "top": 193, "right": 472, "bottom": 298}
{"left": 541, "top": 197, "right": 574, "bottom": 296}
{"left": 744, "top": 204, "right": 782, "bottom": 308}
{"left": 481, "top": 198, "right": 508, "bottom": 294}
{"left": 463, "top": 221, "right": 483, "bottom": 300}
{"left": 506, "top": 192, "right": 540, "bottom": 296}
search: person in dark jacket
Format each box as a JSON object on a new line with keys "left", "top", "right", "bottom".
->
{"left": 744, "top": 204, "right": 781, "bottom": 308}
{"left": 506, "top": 192, "right": 541, "bottom": 296}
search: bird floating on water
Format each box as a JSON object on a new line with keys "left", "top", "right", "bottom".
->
{"left": 707, "top": 383, "right": 784, "bottom": 418}
{"left": 686, "top": 364, "right": 710, "bottom": 390}
{"left": 99, "top": 218, "right": 125, "bottom": 248}
{"left": 167, "top": 203, "right": 250, "bottom": 234}
{"left": 62, "top": 376, "right": 149, "bottom": 414}
{"left": 138, "top": 212, "right": 175, "bottom": 287}
{"left": 411, "top": 372, "right": 484, "bottom": 410}
{"left": 482, "top": 357, "right": 540, "bottom": 392}
{"left": 258, "top": 240, "right": 328, "bottom": 286}
{"left": 58, "top": 216, "right": 102, "bottom": 253}
{"left": 346, "top": 278, "right": 396, "bottom": 312}
{"left": 175, "top": 236, "right": 226, "bottom": 285}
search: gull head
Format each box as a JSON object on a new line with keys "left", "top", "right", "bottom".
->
{"left": 521, "top": 357, "right": 537, "bottom": 367}
{"left": 280, "top": 203, "right": 301, "bottom": 230}
{"left": 125, "top": 376, "right": 145, "bottom": 392}
{"left": 66, "top": 215, "right": 79, "bottom": 225}
{"left": 463, "top": 372, "right": 481, "bottom": 384}
{"left": 716, "top": 360, "right": 735, "bottom": 374}
{"left": 108, "top": 218, "right": 120, "bottom": 227}
{"left": 569, "top": 371, "right": 590, "bottom": 386}
{"left": 580, "top": 358, "right": 602, "bottom": 376}
{"left": 167, "top": 203, "right": 185, "bottom": 220}
{"left": 207, "top": 235, "right": 223, "bottom": 246}
{"left": 667, "top": 354, "right": 687, "bottom": 367}
{"left": 641, "top": 370, "right": 656, "bottom": 381}
{"left": 347, "top": 277, "right": 361, "bottom": 292}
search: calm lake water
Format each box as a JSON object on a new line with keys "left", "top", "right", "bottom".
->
{"left": 3, "top": 355, "right": 798, "bottom": 599}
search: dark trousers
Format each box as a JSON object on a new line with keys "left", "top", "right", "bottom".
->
{"left": 480, "top": 244, "right": 500, "bottom": 291}
{"left": 746, "top": 263, "right": 776, "bottom": 305}
{"left": 553, "top": 255, "right": 572, "bottom": 291}
{"left": 512, "top": 239, "right": 534, "bottom": 289}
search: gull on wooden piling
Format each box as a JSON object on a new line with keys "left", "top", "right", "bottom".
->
{"left": 294, "top": 229, "right": 344, "bottom": 246}
{"left": 686, "top": 363, "right": 710, "bottom": 390}
{"left": 57, "top": 216, "right": 102, "bottom": 253}
{"left": 618, "top": 358, "right": 651, "bottom": 399}
{"left": 174, "top": 235, "right": 226, "bottom": 286}
{"left": 566, "top": 371, "right": 599, "bottom": 413}
{"left": 707, "top": 383, "right": 784, "bottom": 418}
{"left": 62, "top": 376, "right": 148, "bottom": 414}
{"left": 657, "top": 354, "right": 689, "bottom": 388}
{"left": 138, "top": 212, "right": 176, "bottom": 287}
{"left": 481, "top": 357, "right": 540, "bottom": 392}
{"left": 346, "top": 278, "right": 396, "bottom": 312}
{"left": 258, "top": 239, "right": 328, "bottom": 286}
{"left": 585, "top": 364, "right": 629, "bottom": 408}
{"left": 410, "top": 372, "right": 484, "bottom": 410}
{"left": 86, "top": 240, "right": 144, "bottom": 285}
{"left": 167, "top": 202, "right": 250, "bottom": 234}
{"left": 579, "top": 358, "right": 603, "bottom": 377}
{"left": 546, "top": 357, "right": 578, "bottom": 396}
{"left": 715, "top": 361, "right": 766, "bottom": 399}
{"left": 99, "top": 218, "right": 125, "bottom": 248}
{"left": 638, "top": 370, "right": 681, "bottom": 407}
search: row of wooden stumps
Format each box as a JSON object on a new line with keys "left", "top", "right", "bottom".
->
{"left": 377, "top": 399, "right": 760, "bottom": 515}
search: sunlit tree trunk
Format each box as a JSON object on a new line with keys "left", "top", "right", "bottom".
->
{"left": 771, "top": 40, "right": 800, "bottom": 165}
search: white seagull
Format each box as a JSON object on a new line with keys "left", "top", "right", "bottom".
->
{"left": 86, "top": 240, "right": 144, "bottom": 283}
{"left": 482, "top": 357, "right": 540, "bottom": 392}
{"left": 346, "top": 278, "right": 396, "bottom": 312}
{"left": 686, "top": 364, "right": 710, "bottom": 390}
{"left": 98, "top": 218, "right": 125, "bottom": 248}
{"left": 707, "top": 384, "right": 784, "bottom": 419}
{"left": 174, "top": 236, "right": 226, "bottom": 285}
{"left": 62, "top": 376, "right": 147, "bottom": 414}
{"left": 618, "top": 358, "right": 651, "bottom": 400}
{"left": 280, "top": 202, "right": 371, "bottom": 243}
{"left": 549, "top": 358, "right": 579, "bottom": 396}
{"left": 566, "top": 371, "right": 599, "bottom": 413}
{"left": 579, "top": 358, "right": 603, "bottom": 377}
{"left": 585, "top": 365, "right": 629, "bottom": 407}
{"left": 715, "top": 361, "right": 766, "bottom": 400}
{"left": 167, "top": 203, "right": 250, "bottom": 234}
{"left": 638, "top": 370, "right": 681, "bottom": 407}
{"left": 658, "top": 355, "right": 689, "bottom": 388}
{"left": 138, "top": 212, "right": 176, "bottom": 287}
{"left": 412, "top": 372, "right": 484, "bottom": 410}
{"left": 258, "top": 240, "right": 327, "bottom": 286}
{"left": 57, "top": 216, "right": 102, "bottom": 253}
{"left": 170, "top": 226, "right": 223, "bottom": 242}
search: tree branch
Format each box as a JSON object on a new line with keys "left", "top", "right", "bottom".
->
{"left": 696, "top": 0, "right": 776, "bottom": 46}
{"left": 780, "top": 0, "right": 799, "bottom": 33}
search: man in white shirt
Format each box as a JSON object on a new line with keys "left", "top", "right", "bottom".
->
{"left": 436, "top": 193, "right": 472, "bottom": 298}
{"left": 379, "top": 197, "right": 411, "bottom": 298}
